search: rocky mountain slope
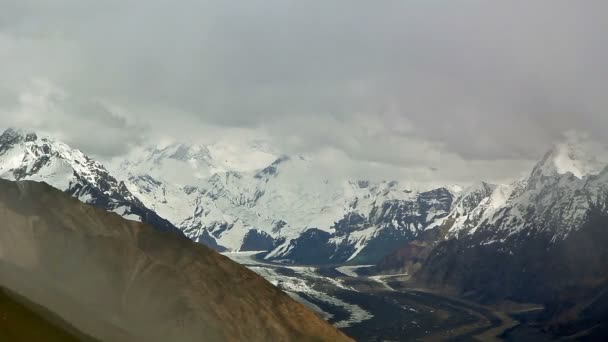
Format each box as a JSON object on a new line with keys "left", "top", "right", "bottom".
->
{"left": 0, "top": 128, "right": 181, "bottom": 236}
{"left": 0, "top": 286, "right": 95, "bottom": 342}
{"left": 375, "top": 140, "right": 608, "bottom": 338}
{"left": 0, "top": 178, "right": 352, "bottom": 342}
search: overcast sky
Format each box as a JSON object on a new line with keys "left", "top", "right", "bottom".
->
{"left": 1, "top": 1, "right": 607, "bottom": 184}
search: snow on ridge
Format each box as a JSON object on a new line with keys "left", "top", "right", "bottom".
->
{"left": 118, "top": 139, "right": 459, "bottom": 256}
{"left": 0, "top": 129, "right": 105, "bottom": 186}
{"left": 441, "top": 135, "right": 608, "bottom": 242}
{"left": 8, "top": 127, "right": 608, "bottom": 258}
{"left": 534, "top": 136, "right": 608, "bottom": 180}
{"left": 0, "top": 128, "right": 168, "bottom": 229}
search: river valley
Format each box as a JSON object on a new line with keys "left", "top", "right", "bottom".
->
{"left": 224, "top": 252, "right": 549, "bottom": 342}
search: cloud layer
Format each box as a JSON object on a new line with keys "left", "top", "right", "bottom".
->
{"left": 1, "top": 1, "right": 607, "bottom": 183}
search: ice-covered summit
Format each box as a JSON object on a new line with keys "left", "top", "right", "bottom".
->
{"left": 102, "top": 136, "right": 461, "bottom": 262}
{"left": 532, "top": 136, "right": 608, "bottom": 180}
{"left": 439, "top": 136, "right": 608, "bottom": 242}
{"left": 0, "top": 128, "right": 111, "bottom": 190}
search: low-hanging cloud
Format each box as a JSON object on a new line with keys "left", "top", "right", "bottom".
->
{"left": 1, "top": 1, "right": 607, "bottom": 183}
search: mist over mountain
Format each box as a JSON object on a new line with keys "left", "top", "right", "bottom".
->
{"left": 1, "top": 126, "right": 608, "bottom": 339}
{"left": 2, "top": 2, "right": 608, "bottom": 340}
{"left": 0, "top": 128, "right": 463, "bottom": 263}
{"left": 3, "top": 127, "right": 608, "bottom": 265}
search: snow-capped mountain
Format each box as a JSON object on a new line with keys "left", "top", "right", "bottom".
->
{"left": 108, "top": 140, "right": 460, "bottom": 263}
{"left": 435, "top": 140, "right": 608, "bottom": 242}
{"left": 0, "top": 128, "right": 460, "bottom": 263}
{"left": 270, "top": 186, "right": 455, "bottom": 264}
{"left": 129, "top": 137, "right": 602, "bottom": 266}
{"left": 395, "top": 139, "right": 608, "bottom": 312}
{"left": 378, "top": 138, "right": 608, "bottom": 279}
{"left": 0, "top": 128, "right": 181, "bottom": 235}
{"left": 9, "top": 126, "right": 606, "bottom": 270}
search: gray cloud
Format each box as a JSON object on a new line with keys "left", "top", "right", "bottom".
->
{"left": 1, "top": 1, "right": 607, "bottom": 182}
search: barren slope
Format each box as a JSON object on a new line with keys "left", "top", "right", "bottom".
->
{"left": 0, "top": 179, "right": 352, "bottom": 342}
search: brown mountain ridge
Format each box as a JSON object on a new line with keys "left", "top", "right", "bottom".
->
{"left": 0, "top": 178, "right": 352, "bottom": 342}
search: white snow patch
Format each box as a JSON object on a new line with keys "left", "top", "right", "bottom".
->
{"left": 247, "top": 266, "right": 372, "bottom": 328}
{"left": 335, "top": 265, "right": 375, "bottom": 278}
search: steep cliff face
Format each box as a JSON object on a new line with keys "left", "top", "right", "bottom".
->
{"left": 0, "top": 179, "right": 352, "bottom": 342}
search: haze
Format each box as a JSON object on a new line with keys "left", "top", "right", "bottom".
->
{"left": 1, "top": 1, "right": 607, "bottom": 184}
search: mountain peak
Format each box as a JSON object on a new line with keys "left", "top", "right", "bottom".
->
{"left": 0, "top": 128, "right": 57, "bottom": 151}
{"left": 533, "top": 137, "right": 608, "bottom": 180}
{"left": 1, "top": 127, "right": 23, "bottom": 136}
{"left": 0, "top": 128, "right": 183, "bottom": 235}
{"left": 0, "top": 128, "right": 26, "bottom": 146}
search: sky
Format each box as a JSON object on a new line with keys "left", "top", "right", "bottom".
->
{"left": 1, "top": 1, "right": 607, "bottom": 184}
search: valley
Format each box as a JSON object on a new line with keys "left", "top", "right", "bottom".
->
{"left": 225, "top": 252, "right": 547, "bottom": 341}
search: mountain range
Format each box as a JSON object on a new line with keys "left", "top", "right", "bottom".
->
{"left": 2, "top": 127, "right": 608, "bottom": 338}
{"left": 0, "top": 128, "right": 459, "bottom": 264}
{"left": 2, "top": 128, "right": 607, "bottom": 269}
